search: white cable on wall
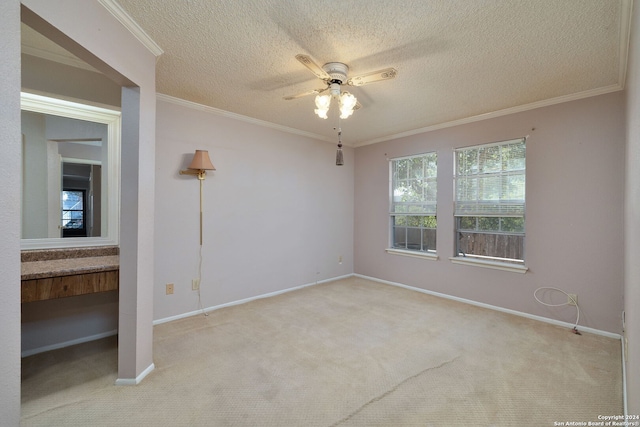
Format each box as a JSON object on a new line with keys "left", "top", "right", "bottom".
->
{"left": 533, "top": 287, "right": 581, "bottom": 334}
{"left": 197, "top": 243, "right": 208, "bottom": 316}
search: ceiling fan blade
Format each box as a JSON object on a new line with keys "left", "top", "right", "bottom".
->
{"left": 295, "top": 54, "right": 330, "bottom": 80}
{"left": 283, "top": 87, "right": 327, "bottom": 101}
{"left": 347, "top": 67, "right": 398, "bottom": 86}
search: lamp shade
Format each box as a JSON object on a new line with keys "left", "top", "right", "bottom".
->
{"left": 339, "top": 92, "right": 357, "bottom": 119}
{"left": 314, "top": 94, "right": 331, "bottom": 119}
{"left": 188, "top": 150, "right": 216, "bottom": 170}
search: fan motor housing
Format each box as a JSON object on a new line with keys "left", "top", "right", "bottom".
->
{"left": 323, "top": 62, "right": 349, "bottom": 84}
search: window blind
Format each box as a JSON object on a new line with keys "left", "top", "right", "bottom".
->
{"left": 454, "top": 138, "right": 525, "bottom": 217}
{"left": 391, "top": 152, "right": 438, "bottom": 215}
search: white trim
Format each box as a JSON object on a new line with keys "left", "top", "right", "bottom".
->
{"left": 354, "top": 274, "right": 621, "bottom": 339}
{"left": 115, "top": 363, "right": 155, "bottom": 386}
{"left": 153, "top": 274, "right": 353, "bottom": 326}
{"left": 20, "top": 92, "right": 121, "bottom": 250}
{"left": 21, "top": 329, "right": 117, "bottom": 358}
{"left": 354, "top": 84, "right": 624, "bottom": 147}
{"left": 618, "top": 0, "right": 633, "bottom": 89}
{"left": 388, "top": 150, "right": 438, "bottom": 162}
{"left": 157, "top": 84, "right": 626, "bottom": 150}
{"left": 157, "top": 94, "right": 334, "bottom": 144}
{"left": 22, "top": 45, "right": 101, "bottom": 73}
{"left": 98, "top": 0, "right": 164, "bottom": 58}
{"left": 622, "top": 336, "right": 628, "bottom": 418}
{"left": 101, "top": 0, "right": 629, "bottom": 149}
{"left": 62, "top": 157, "right": 102, "bottom": 166}
{"left": 361, "top": 272, "right": 626, "bottom": 410}
{"left": 21, "top": 89, "right": 122, "bottom": 112}
{"left": 385, "top": 248, "right": 438, "bottom": 261}
{"left": 453, "top": 136, "right": 525, "bottom": 152}
{"left": 449, "top": 256, "right": 528, "bottom": 274}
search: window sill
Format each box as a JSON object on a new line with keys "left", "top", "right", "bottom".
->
{"left": 449, "top": 256, "right": 528, "bottom": 274}
{"left": 386, "top": 248, "right": 438, "bottom": 261}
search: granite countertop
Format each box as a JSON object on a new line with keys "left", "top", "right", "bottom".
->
{"left": 21, "top": 256, "right": 120, "bottom": 280}
{"left": 21, "top": 246, "right": 118, "bottom": 262}
{"left": 21, "top": 246, "right": 120, "bottom": 280}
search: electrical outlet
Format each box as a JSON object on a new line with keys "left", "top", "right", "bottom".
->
{"left": 567, "top": 294, "right": 577, "bottom": 306}
{"left": 192, "top": 278, "right": 200, "bottom": 291}
{"left": 166, "top": 283, "right": 174, "bottom": 295}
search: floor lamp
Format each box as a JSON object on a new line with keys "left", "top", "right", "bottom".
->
{"left": 179, "top": 150, "right": 216, "bottom": 245}
{"left": 180, "top": 150, "right": 215, "bottom": 316}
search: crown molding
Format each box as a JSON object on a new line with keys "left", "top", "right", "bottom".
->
{"left": 98, "top": 0, "right": 164, "bottom": 58}
{"left": 354, "top": 84, "right": 624, "bottom": 147}
{"left": 617, "top": 0, "right": 633, "bottom": 89}
{"left": 156, "top": 93, "right": 334, "bottom": 144}
{"left": 158, "top": 82, "right": 623, "bottom": 150}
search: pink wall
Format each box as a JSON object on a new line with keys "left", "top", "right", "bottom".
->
{"left": 624, "top": 0, "right": 640, "bottom": 412}
{"left": 153, "top": 98, "right": 354, "bottom": 321}
{"left": 0, "top": 1, "right": 23, "bottom": 424}
{"left": 355, "top": 91, "right": 625, "bottom": 334}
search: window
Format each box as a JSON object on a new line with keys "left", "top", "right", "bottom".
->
{"left": 62, "top": 189, "right": 86, "bottom": 237}
{"left": 390, "top": 152, "right": 437, "bottom": 254}
{"left": 454, "top": 138, "right": 525, "bottom": 264}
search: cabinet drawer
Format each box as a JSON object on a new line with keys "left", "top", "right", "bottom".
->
{"left": 21, "top": 270, "right": 118, "bottom": 303}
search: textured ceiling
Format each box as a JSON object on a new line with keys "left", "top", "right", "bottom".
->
{"left": 27, "top": 1, "right": 633, "bottom": 147}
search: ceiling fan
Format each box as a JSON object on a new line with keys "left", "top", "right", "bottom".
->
{"left": 284, "top": 54, "right": 398, "bottom": 119}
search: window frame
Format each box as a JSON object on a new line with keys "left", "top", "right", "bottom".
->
{"left": 451, "top": 138, "right": 528, "bottom": 272}
{"left": 62, "top": 189, "right": 87, "bottom": 237}
{"left": 387, "top": 152, "right": 438, "bottom": 260}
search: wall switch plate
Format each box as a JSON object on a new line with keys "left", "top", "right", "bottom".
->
{"left": 192, "top": 278, "right": 200, "bottom": 291}
{"left": 338, "top": 255, "right": 343, "bottom": 264}
{"left": 567, "top": 294, "right": 577, "bottom": 306}
{"left": 166, "top": 283, "right": 174, "bottom": 295}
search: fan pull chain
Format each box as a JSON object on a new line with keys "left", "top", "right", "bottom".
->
{"left": 334, "top": 113, "right": 344, "bottom": 166}
{"left": 336, "top": 126, "right": 344, "bottom": 166}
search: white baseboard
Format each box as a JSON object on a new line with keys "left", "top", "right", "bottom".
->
{"left": 622, "top": 335, "right": 628, "bottom": 418}
{"left": 354, "top": 274, "right": 622, "bottom": 340}
{"left": 152, "top": 271, "right": 625, "bottom": 408}
{"left": 21, "top": 329, "right": 118, "bottom": 358}
{"left": 356, "top": 274, "right": 628, "bottom": 410}
{"left": 153, "top": 274, "right": 353, "bottom": 326}
{"left": 115, "top": 363, "right": 155, "bottom": 386}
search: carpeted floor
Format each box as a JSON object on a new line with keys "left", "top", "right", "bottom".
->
{"left": 21, "top": 276, "right": 623, "bottom": 426}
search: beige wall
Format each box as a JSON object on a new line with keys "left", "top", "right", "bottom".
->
{"left": 624, "top": 0, "right": 640, "bottom": 413}
{"left": 153, "top": 98, "right": 354, "bottom": 321}
{"left": 355, "top": 91, "right": 625, "bottom": 334}
{"left": 21, "top": 54, "right": 121, "bottom": 107}
{"left": 0, "top": 1, "right": 23, "bottom": 424}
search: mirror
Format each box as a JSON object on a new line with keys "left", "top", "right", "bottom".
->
{"left": 21, "top": 92, "right": 121, "bottom": 249}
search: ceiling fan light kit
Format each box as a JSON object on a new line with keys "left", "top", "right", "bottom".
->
{"left": 314, "top": 90, "right": 357, "bottom": 120}
{"left": 285, "top": 54, "right": 398, "bottom": 165}
{"left": 285, "top": 54, "right": 398, "bottom": 122}
{"left": 338, "top": 92, "right": 357, "bottom": 119}
{"left": 314, "top": 93, "right": 331, "bottom": 119}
